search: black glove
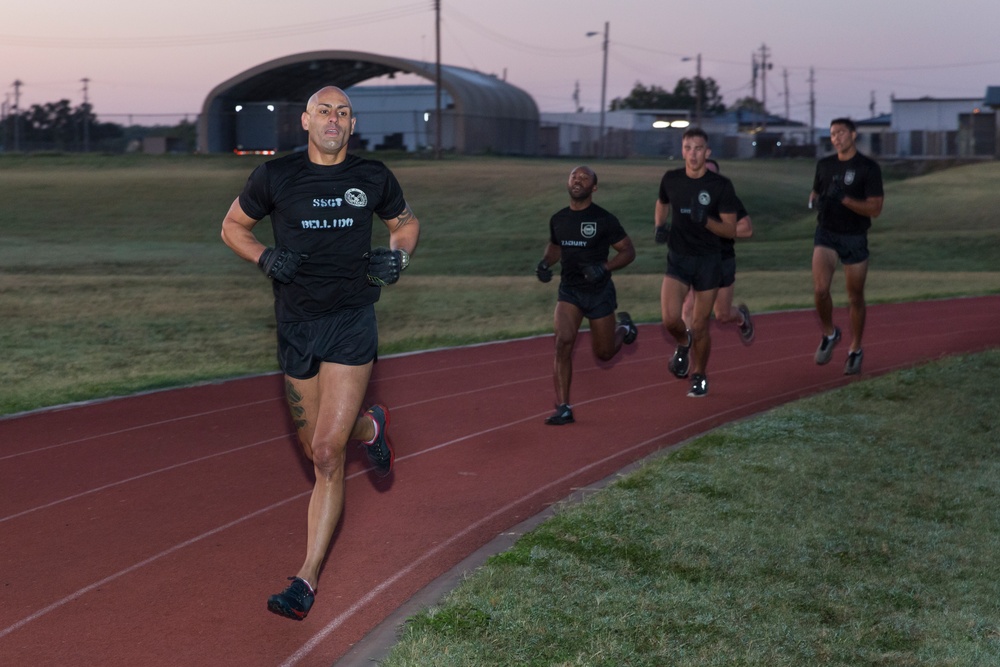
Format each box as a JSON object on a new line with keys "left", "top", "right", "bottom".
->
{"left": 365, "top": 247, "right": 403, "bottom": 286}
{"left": 827, "top": 180, "right": 846, "bottom": 203}
{"left": 654, "top": 224, "right": 670, "bottom": 244}
{"left": 258, "top": 246, "right": 309, "bottom": 284}
{"left": 535, "top": 260, "right": 553, "bottom": 283}
{"left": 690, "top": 198, "right": 709, "bottom": 226}
{"left": 581, "top": 263, "right": 608, "bottom": 284}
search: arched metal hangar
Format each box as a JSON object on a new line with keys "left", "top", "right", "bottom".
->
{"left": 197, "top": 50, "right": 539, "bottom": 155}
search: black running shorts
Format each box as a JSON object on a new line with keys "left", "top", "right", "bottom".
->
{"left": 666, "top": 250, "right": 723, "bottom": 292}
{"left": 720, "top": 256, "right": 736, "bottom": 288}
{"left": 814, "top": 226, "right": 869, "bottom": 265}
{"left": 557, "top": 280, "right": 618, "bottom": 320}
{"left": 276, "top": 304, "right": 378, "bottom": 379}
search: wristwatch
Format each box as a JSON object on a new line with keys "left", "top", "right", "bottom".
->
{"left": 398, "top": 248, "right": 410, "bottom": 271}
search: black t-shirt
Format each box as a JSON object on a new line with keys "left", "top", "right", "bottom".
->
{"left": 239, "top": 152, "right": 406, "bottom": 322}
{"left": 721, "top": 196, "right": 749, "bottom": 261}
{"left": 812, "top": 151, "right": 883, "bottom": 234}
{"left": 549, "top": 202, "right": 627, "bottom": 289}
{"left": 657, "top": 168, "right": 739, "bottom": 256}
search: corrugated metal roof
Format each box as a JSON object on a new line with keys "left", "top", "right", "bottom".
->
{"left": 197, "top": 50, "right": 538, "bottom": 155}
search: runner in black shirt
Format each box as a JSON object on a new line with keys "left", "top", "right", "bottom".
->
{"left": 654, "top": 128, "right": 738, "bottom": 397}
{"left": 681, "top": 159, "right": 755, "bottom": 344}
{"left": 221, "top": 86, "right": 421, "bottom": 621}
{"left": 535, "top": 166, "right": 637, "bottom": 425}
{"left": 808, "top": 117, "right": 884, "bottom": 375}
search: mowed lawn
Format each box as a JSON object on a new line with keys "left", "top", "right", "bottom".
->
{"left": 2, "top": 154, "right": 999, "bottom": 415}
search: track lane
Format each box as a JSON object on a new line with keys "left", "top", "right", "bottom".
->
{"left": 0, "top": 298, "right": 997, "bottom": 666}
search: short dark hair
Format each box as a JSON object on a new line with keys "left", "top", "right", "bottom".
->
{"left": 682, "top": 127, "right": 709, "bottom": 142}
{"left": 830, "top": 117, "right": 856, "bottom": 132}
{"left": 571, "top": 165, "right": 597, "bottom": 185}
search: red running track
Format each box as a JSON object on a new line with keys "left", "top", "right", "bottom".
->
{"left": 2, "top": 297, "right": 998, "bottom": 666}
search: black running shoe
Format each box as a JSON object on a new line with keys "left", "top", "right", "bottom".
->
{"left": 844, "top": 348, "right": 864, "bottom": 375}
{"left": 668, "top": 331, "right": 692, "bottom": 379}
{"left": 737, "top": 303, "right": 754, "bottom": 345}
{"left": 267, "top": 576, "right": 315, "bottom": 621}
{"left": 617, "top": 311, "right": 638, "bottom": 345}
{"left": 687, "top": 373, "right": 708, "bottom": 398}
{"left": 814, "top": 327, "right": 841, "bottom": 365}
{"left": 545, "top": 403, "right": 574, "bottom": 425}
{"left": 363, "top": 404, "right": 394, "bottom": 476}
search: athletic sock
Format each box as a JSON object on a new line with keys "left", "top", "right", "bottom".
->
{"left": 363, "top": 413, "right": 380, "bottom": 446}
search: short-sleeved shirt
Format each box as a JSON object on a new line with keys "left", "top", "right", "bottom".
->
{"left": 239, "top": 151, "right": 406, "bottom": 323}
{"left": 657, "top": 168, "right": 739, "bottom": 256}
{"left": 721, "top": 197, "right": 749, "bottom": 261}
{"left": 548, "top": 202, "right": 628, "bottom": 289}
{"left": 812, "top": 151, "right": 883, "bottom": 235}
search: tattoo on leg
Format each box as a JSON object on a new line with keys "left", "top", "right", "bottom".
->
{"left": 285, "top": 379, "right": 308, "bottom": 430}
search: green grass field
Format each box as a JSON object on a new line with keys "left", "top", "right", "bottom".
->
{"left": 2, "top": 154, "right": 999, "bottom": 415}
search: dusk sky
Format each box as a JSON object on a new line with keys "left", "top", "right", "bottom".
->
{"left": 3, "top": 0, "right": 998, "bottom": 128}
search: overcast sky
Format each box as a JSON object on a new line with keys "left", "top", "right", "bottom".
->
{"left": 3, "top": 0, "right": 998, "bottom": 127}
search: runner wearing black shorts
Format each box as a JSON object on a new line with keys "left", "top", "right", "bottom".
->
{"left": 690, "top": 159, "right": 755, "bottom": 345}
{"left": 654, "top": 128, "right": 739, "bottom": 397}
{"left": 808, "top": 117, "right": 884, "bottom": 375}
{"left": 535, "top": 166, "right": 637, "bottom": 425}
{"left": 221, "top": 86, "right": 421, "bottom": 621}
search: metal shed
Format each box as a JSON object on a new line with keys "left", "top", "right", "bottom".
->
{"left": 197, "top": 50, "right": 539, "bottom": 155}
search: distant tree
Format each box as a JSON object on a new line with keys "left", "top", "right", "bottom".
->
{"left": 610, "top": 78, "right": 725, "bottom": 114}
{"left": 730, "top": 96, "right": 766, "bottom": 114}
{"left": 610, "top": 82, "right": 678, "bottom": 110}
{"left": 2, "top": 99, "right": 124, "bottom": 151}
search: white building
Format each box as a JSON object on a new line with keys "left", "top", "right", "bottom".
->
{"left": 890, "top": 96, "right": 986, "bottom": 156}
{"left": 345, "top": 85, "right": 454, "bottom": 152}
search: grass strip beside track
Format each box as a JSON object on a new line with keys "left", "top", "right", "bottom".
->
{"left": 381, "top": 351, "right": 1000, "bottom": 667}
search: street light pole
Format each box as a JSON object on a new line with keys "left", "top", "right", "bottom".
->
{"left": 586, "top": 22, "right": 609, "bottom": 158}
{"left": 682, "top": 54, "right": 702, "bottom": 127}
{"left": 434, "top": 0, "right": 442, "bottom": 159}
{"left": 695, "top": 53, "right": 702, "bottom": 128}
{"left": 599, "top": 21, "right": 608, "bottom": 158}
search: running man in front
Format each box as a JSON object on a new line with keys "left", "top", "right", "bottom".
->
{"left": 808, "top": 117, "right": 884, "bottom": 375}
{"left": 535, "top": 165, "right": 638, "bottom": 425}
{"left": 678, "top": 158, "right": 755, "bottom": 344}
{"left": 654, "top": 128, "right": 739, "bottom": 397}
{"left": 220, "top": 86, "right": 421, "bottom": 621}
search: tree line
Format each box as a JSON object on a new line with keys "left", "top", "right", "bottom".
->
{"left": 1, "top": 99, "right": 195, "bottom": 153}
{"left": 610, "top": 77, "right": 764, "bottom": 116}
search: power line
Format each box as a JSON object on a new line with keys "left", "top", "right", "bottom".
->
{"left": 0, "top": 3, "right": 430, "bottom": 49}
{"left": 444, "top": 5, "right": 596, "bottom": 57}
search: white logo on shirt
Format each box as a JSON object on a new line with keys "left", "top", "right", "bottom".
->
{"left": 581, "top": 222, "right": 597, "bottom": 238}
{"left": 344, "top": 188, "right": 368, "bottom": 207}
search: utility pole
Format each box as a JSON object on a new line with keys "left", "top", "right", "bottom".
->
{"left": 695, "top": 53, "right": 702, "bottom": 128}
{"left": 12, "top": 80, "right": 22, "bottom": 152}
{"left": 599, "top": 21, "right": 608, "bottom": 158}
{"left": 758, "top": 43, "right": 772, "bottom": 132}
{"left": 808, "top": 67, "right": 816, "bottom": 147}
{"left": 1, "top": 93, "right": 7, "bottom": 151}
{"left": 585, "top": 22, "right": 609, "bottom": 158}
{"left": 869, "top": 90, "right": 876, "bottom": 117}
{"left": 783, "top": 68, "right": 790, "bottom": 122}
{"left": 81, "top": 77, "right": 90, "bottom": 152}
{"left": 434, "top": 0, "right": 441, "bottom": 159}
